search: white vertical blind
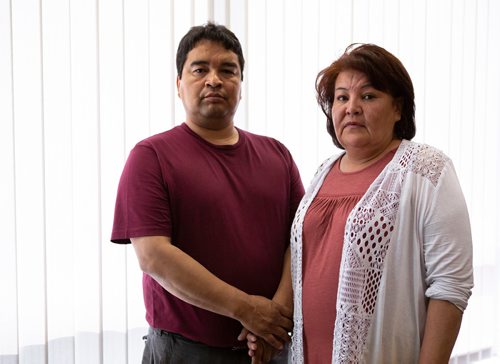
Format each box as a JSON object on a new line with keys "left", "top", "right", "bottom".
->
{"left": 1, "top": 0, "right": 499, "bottom": 363}
{"left": 10, "top": 1, "right": 48, "bottom": 363}
{"left": 0, "top": 0, "right": 18, "bottom": 362}
{"left": 42, "top": 1, "right": 75, "bottom": 363}
{"left": 99, "top": 0, "right": 128, "bottom": 363}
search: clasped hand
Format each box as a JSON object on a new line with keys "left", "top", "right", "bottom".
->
{"left": 236, "top": 295, "right": 292, "bottom": 363}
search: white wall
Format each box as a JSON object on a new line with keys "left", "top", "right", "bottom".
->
{"left": 0, "top": 0, "right": 499, "bottom": 363}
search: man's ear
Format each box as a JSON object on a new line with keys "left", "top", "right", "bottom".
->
{"left": 176, "top": 76, "right": 181, "bottom": 98}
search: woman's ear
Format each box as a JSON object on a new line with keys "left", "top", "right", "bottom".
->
{"left": 394, "top": 97, "right": 403, "bottom": 121}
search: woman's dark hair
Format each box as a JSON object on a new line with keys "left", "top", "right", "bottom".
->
{"left": 176, "top": 22, "right": 245, "bottom": 80}
{"left": 315, "top": 43, "right": 416, "bottom": 149}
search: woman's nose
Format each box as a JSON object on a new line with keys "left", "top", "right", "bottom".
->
{"left": 346, "top": 99, "right": 361, "bottom": 115}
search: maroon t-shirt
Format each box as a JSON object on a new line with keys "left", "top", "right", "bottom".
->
{"left": 111, "top": 123, "right": 304, "bottom": 347}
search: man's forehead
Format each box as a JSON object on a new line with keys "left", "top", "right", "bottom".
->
{"left": 188, "top": 40, "right": 237, "bottom": 58}
{"left": 185, "top": 41, "right": 239, "bottom": 66}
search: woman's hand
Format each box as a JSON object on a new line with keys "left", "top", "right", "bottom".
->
{"left": 238, "top": 328, "right": 280, "bottom": 363}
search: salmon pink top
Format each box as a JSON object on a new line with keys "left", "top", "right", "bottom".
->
{"left": 302, "top": 150, "right": 396, "bottom": 363}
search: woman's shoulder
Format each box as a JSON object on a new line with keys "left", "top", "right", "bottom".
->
{"left": 397, "top": 140, "right": 452, "bottom": 186}
{"left": 314, "top": 153, "right": 343, "bottom": 176}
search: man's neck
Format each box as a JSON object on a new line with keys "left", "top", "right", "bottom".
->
{"left": 185, "top": 120, "right": 239, "bottom": 146}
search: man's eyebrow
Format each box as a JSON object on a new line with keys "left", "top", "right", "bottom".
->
{"left": 189, "top": 60, "right": 209, "bottom": 67}
{"left": 188, "top": 60, "right": 239, "bottom": 68}
{"left": 220, "top": 61, "right": 238, "bottom": 68}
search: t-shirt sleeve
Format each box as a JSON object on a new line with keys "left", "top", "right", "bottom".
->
{"left": 111, "top": 143, "right": 172, "bottom": 244}
{"left": 277, "top": 143, "right": 304, "bottom": 226}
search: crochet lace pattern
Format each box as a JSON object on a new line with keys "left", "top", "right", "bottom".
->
{"left": 290, "top": 141, "right": 449, "bottom": 363}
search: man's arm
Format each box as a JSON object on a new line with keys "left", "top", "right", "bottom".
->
{"left": 239, "top": 246, "right": 293, "bottom": 363}
{"left": 419, "top": 299, "right": 463, "bottom": 363}
{"left": 131, "top": 235, "right": 292, "bottom": 349}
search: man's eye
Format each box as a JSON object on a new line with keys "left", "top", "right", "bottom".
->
{"left": 193, "top": 68, "right": 206, "bottom": 74}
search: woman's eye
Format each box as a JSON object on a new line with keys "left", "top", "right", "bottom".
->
{"left": 336, "top": 95, "right": 348, "bottom": 101}
{"left": 362, "top": 94, "right": 375, "bottom": 100}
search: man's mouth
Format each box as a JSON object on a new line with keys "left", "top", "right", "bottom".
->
{"left": 203, "top": 93, "right": 225, "bottom": 100}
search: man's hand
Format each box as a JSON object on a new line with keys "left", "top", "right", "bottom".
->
{"left": 236, "top": 246, "right": 294, "bottom": 353}
{"left": 235, "top": 295, "right": 292, "bottom": 350}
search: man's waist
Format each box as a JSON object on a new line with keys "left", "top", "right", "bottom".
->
{"left": 148, "top": 327, "right": 247, "bottom": 351}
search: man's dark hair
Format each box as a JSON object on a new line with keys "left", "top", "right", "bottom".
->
{"left": 176, "top": 22, "right": 245, "bottom": 80}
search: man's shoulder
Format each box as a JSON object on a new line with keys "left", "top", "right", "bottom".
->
{"left": 239, "top": 128, "right": 287, "bottom": 149}
{"left": 135, "top": 124, "right": 188, "bottom": 147}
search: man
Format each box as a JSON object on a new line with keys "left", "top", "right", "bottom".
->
{"left": 111, "top": 22, "right": 304, "bottom": 363}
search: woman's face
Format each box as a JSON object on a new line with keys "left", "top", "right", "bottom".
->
{"left": 332, "top": 69, "right": 401, "bottom": 152}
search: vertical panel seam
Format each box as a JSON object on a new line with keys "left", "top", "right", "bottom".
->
{"left": 38, "top": 0, "right": 49, "bottom": 362}
{"left": 147, "top": 0, "right": 152, "bottom": 134}
{"left": 170, "top": 0, "right": 175, "bottom": 128}
{"left": 67, "top": 0, "right": 77, "bottom": 360}
{"left": 120, "top": 0, "right": 130, "bottom": 361}
{"left": 68, "top": 0, "right": 76, "bottom": 363}
{"left": 264, "top": 0, "right": 267, "bottom": 134}
{"left": 421, "top": 0, "right": 427, "bottom": 141}
{"left": 447, "top": 0, "right": 454, "bottom": 152}
{"left": 9, "top": 0, "right": 21, "bottom": 359}
{"left": 208, "top": 0, "right": 213, "bottom": 22}
{"left": 244, "top": 0, "right": 248, "bottom": 130}
{"left": 281, "top": 0, "right": 286, "bottom": 140}
{"left": 470, "top": 0, "right": 478, "bottom": 201}
{"left": 95, "top": 0, "right": 104, "bottom": 362}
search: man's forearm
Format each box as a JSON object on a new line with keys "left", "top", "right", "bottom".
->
{"left": 242, "top": 246, "right": 293, "bottom": 362}
{"left": 132, "top": 235, "right": 247, "bottom": 318}
{"left": 131, "top": 235, "right": 292, "bottom": 348}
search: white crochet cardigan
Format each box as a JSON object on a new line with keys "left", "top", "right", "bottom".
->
{"left": 290, "top": 140, "right": 473, "bottom": 364}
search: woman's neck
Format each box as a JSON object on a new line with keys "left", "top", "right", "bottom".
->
{"left": 341, "top": 139, "right": 401, "bottom": 173}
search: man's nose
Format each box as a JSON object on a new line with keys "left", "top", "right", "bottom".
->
{"left": 205, "top": 71, "right": 222, "bottom": 88}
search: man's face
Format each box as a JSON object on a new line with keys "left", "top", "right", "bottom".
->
{"left": 177, "top": 40, "right": 242, "bottom": 131}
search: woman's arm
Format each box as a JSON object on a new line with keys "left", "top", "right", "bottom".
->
{"left": 419, "top": 299, "right": 463, "bottom": 363}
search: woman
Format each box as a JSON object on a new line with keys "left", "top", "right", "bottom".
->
{"left": 288, "top": 44, "right": 473, "bottom": 363}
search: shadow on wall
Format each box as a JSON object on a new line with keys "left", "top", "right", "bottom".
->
{"left": 0, "top": 327, "right": 147, "bottom": 364}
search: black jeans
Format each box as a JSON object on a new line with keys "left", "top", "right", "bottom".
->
{"left": 142, "top": 328, "right": 288, "bottom": 364}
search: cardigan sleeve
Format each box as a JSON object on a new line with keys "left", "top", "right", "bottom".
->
{"left": 422, "top": 160, "right": 474, "bottom": 311}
